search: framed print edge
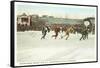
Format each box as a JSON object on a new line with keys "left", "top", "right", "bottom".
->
{"left": 10, "top": 1, "right": 15, "bottom": 67}
{"left": 10, "top": 0, "right": 98, "bottom": 67}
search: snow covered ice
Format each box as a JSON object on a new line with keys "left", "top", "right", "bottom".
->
{"left": 16, "top": 31, "right": 97, "bottom": 66}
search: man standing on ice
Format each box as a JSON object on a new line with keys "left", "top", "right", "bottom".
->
{"left": 41, "top": 25, "right": 50, "bottom": 39}
{"left": 80, "top": 27, "right": 89, "bottom": 40}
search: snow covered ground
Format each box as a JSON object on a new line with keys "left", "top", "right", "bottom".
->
{"left": 16, "top": 31, "right": 97, "bottom": 66}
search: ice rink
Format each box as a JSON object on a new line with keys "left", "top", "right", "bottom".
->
{"left": 16, "top": 31, "right": 97, "bottom": 66}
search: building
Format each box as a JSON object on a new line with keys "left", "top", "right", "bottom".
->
{"left": 17, "top": 13, "right": 31, "bottom": 26}
{"left": 17, "top": 13, "right": 46, "bottom": 31}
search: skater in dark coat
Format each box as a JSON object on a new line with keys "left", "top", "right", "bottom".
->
{"left": 41, "top": 25, "right": 50, "bottom": 39}
{"left": 80, "top": 28, "right": 89, "bottom": 40}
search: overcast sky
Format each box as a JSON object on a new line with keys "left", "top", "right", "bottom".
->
{"left": 15, "top": 2, "right": 96, "bottom": 19}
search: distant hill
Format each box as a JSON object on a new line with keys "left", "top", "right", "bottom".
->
{"left": 40, "top": 17, "right": 83, "bottom": 24}
{"left": 40, "top": 16, "right": 95, "bottom": 25}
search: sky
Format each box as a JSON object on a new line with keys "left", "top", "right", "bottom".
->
{"left": 15, "top": 2, "right": 96, "bottom": 19}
